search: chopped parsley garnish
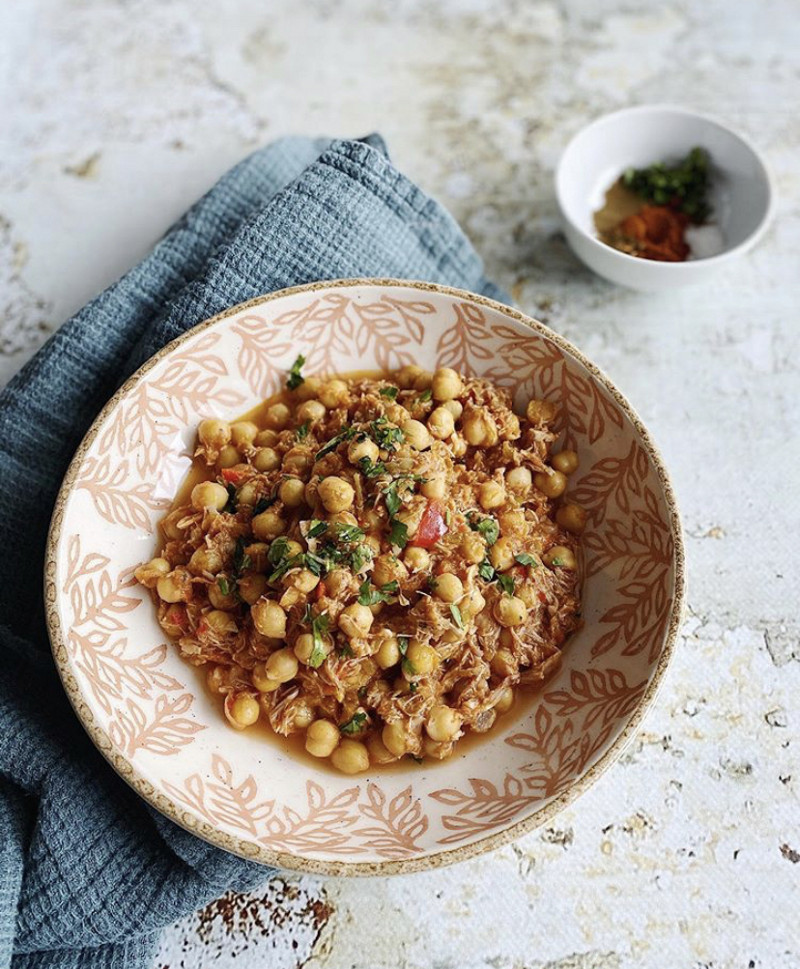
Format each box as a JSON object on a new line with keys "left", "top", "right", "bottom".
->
{"left": 350, "top": 544, "right": 374, "bottom": 573}
{"left": 358, "top": 456, "right": 388, "bottom": 478}
{"left": 388, "top": 518, "right": 409, "bottom": 549}
{"left": 401, "top": 656, "right": 416, "bottom": 677}
{"left": 224, "top": 483, "right": 238, "bottom": 514}
{"left": 338, "top": 643, "right": 355, "bottom": 658}
{"left": 286, "top": 354, "right": 306, "bottom": 390}
{"left": 307, "top": 519, "right": 328, "bottom": 539}
{"left": 252, "top": 496, "right": 276, "bottom": 516}
{"left": 217, "top": 575, "right": 232, "bottom": 596}
{"left": 514, "top": 553, "right": 538, "bottom": 567}
{"left": 331, "top": 523, "right": 365, "bottom": 544}
{"left": 469, "top": 514, "right": 500, "bottom": 546}
{"left": 449, "top": 603, "right": 464, "bottom": 628}
{"left": 315, "top": 425, "right": 357, "bottom": 461}
{"left": 398, "top": 635, "right": 410, "bottom": 656}
{"left": 339, "top": 711, "right": 367, "bottom": 734}
{"left": 497, "top": 573, "right": 516, "bottom": 597}
{"left": 382, "top": 474, "right": 424, "bottom": 517}
{"left": 408, "top": 682, "right": 419, "bottom": 695}
{"left": 308, "top": 613, "right": 330, "bottom": 668}
{"left": 478, "top": 558, "right": 496, "bottom": 582}
{"left": 233, "top": 536, "right": 251, "bottom": 576}
{"left": 369, "top": 416, "right": 404, "bottom": 451}
{"left": 296, "top": 421, "right": 310, "bottom": 440}
{"left": 416, "top": 389, "right": 432, "bottom": 403}
{"left": 379, "top": 386, "right": 399, "bottom": 400}
{"left": 357, "top": 579, "right": 399, "bottom": 606}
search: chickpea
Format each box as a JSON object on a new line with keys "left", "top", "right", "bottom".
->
{"left": 206, "top": 664, "right": 227, "bottom": 693}
{"left": 413, "top": 369, "right": 433, "bottom": 391}
{"left": 431, "top": 367, "right": 463, "bottom": 401}
{"left": 252, "top": 661, "right": 281, "bottom": 692}
{"left": 318, "top": 476, "right": 355, "bottom": 513}
{"left": 292, "top": 701, "right": 315, "bottom": 729}
{"left": 494, "top": 686, "right": 515, "bottom": 714}
{"left": 491, "top": 648, "right": 516, "bottom": 677}
{"left": 462, "top": 411, "right": 489, "bottom": 446}
{"left": 372, "top": 554, "right": 408, "bottom": 588}
{"left": 156, "top": 569, "right": 191, "bottom": 603}
{"left": 265, "top": 647, "right": 299, "bottom": 683}
{"left": 338, "top": 603, "right": 374, "bottom": 639}
{"left": 325, "top": 568, "right": 353, "bottom": 597}
{"left": 499, "top": 509, "right": 526, "bottom": 536}
{"left": 347, "top": 437, "right": 380, "bottom": 465}
{"left": 403, "top": 546, "right": 430, "bottom": 572}
{"left": 191, "top": 481, "right": 229, "bottom": 512}
{"left": 251, "top": 509, "right": 285, "bottom": 540}
{"left": 294, "top": 631, "right": 333, "bottom": 665}
{"left": 443, "top": 399, "right": 463, "bottom": 420}
{"left": 424, "top": 738, "right": 453, "bottom": 760}
{"left": 319, "top": 379, "right": 349, "bottom": 409}
{"left": 375, "top": 635, "right": 401, "bottom": 669}
{"left": 461, "top": 531, "right": 485, "bottom": 564}
{"left": 451, "top": 434, "right": 468, "bottom": 458}
{"left": 208, "top": 581, "right": 238, "bottom": 610}
{"left": 543, "top": 546, "right": 577, "bottom": 570}
{"left": 479, "top": 480, "right": 506, "bottom": 510}
{"left": 402, "top": 419, "right": 432, "bottom": 451}
{"left": 203, "top": 610, "right": 238, "bottom": 636}
{"left": 506, "top": 466, "right": 533, "bottom": 494}
{"left": 556, "top": 503, "right": 587, "bottom": 534}
{"left": 279, "top": 477, "right": 306, "bottom": 508}
{"left": 286, "top": 568, "right": 319, "bottom": 594}
{"left": 490, "top": 536, "right": 515, "bottom": 572}
{"left": 295, "top": 375, "right": 322, "bottom": 402}
{"left": 198, "top": 418, "right": 231, "bottom": 451}
{"left": 254, "top": 429, "right": 279, "bottom": 447}
{"left": 329, "top": 510, "right": 359, "bottom": 528}
{"left": 188, "top": 547, "right": 223, "bottom": 575}
{"left": 296, "top": 399, "right": 326, "bottom": 423}
{"left": 243, "top": 543, "right": 270, "bottom": 572}
{"left": 217, "top": 445, "right": 241, "bottom": 469}
{"left": 462, "top": 586, "right": 486, "bottom": 619}
{"left": 305, "top": 719, "right": 340, "bottom": 758}
{"left": 237, "top": 481, "right": 259, "bottom": 506}
{"left": 230, "top": 421, "right": 259, "bottom": 448}
{"left": 396, "top": 365, "right": 424, "bottom": 390}
{"left": 534, "top": 469, "right": 567, "bottom": 499}
{"left": 494, "top": 595, "right": 528, "bottom": 627}
{"left": 134, "top": 557, "right": 170, "bottom": 588}
{"left": 517, "top": 581, "right": 541, "bottom": 609}
{"left": 264, "top": 402, "right": 291, "bottom": 430}
{"left": 237, "top": 571, "right": 267, "bottom": 606}
{"left": 405, "top": 640, "right": 440, "bottom": 676}
{"left": 253, "top": 447, "right": 281, "bottom": 472}
{"left": 362, "top": 508, "right": 384, "bottom": 532}
{"left": 367, "top": 733, "right": 398, "bottom": 764}
{"left": 428, "top": 406, "right": 455, "bottom": 440}
{"left": 161, "top": 510, "right": 185, "bottom": 541}
{"left": 552, "top": 449, "right": 579, "bottom": 475}
{"left": 331, "top": 739, "right": 370, "bottom": 774}
{"left": 420, "top": 474, "right": 446, "bottom": 500}
{"left": 382, "top": 722, "right": 409, "bottom": 756}
{"left": 225, "top": 691, "right": 260, "bottom": 729}
{"left": 426, "top": 705, "right": 463, "bottom": 743}
{"left": 526, "top": 399, "right": 558, "bottom": 424}
{"left": 434, "top": 572, "right": 463, "bottom": 603}
{"left": 251, "top": 599, "right": 287, "bottom": 638}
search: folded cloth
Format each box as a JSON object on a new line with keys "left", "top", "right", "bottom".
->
{"left": 0, "top": 134, "right": 505, "bottom": 969}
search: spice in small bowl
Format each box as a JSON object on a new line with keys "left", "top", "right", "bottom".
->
{"left": 594, "top": 147, "right": 723, "bottom": 262}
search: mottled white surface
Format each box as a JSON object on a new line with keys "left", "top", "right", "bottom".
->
{"left": 2, "top": 0, "right": 798, "bottom": 966}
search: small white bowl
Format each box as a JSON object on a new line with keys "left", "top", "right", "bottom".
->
{"left": 555, "top": 105, "right": 774, "bottom": 291}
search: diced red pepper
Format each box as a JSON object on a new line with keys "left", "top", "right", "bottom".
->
{"left": 165, "top": 605, "right": 188, "bottom": 631}
{"left": 221, "top": 467, "right": 245, "bottom": 484}
{"left": 411, "top": 500, "right": 448, "bottom": 548}
{"left": 537, "top": 591, "right": 548, "bottom": 604}
{"left": 315, "top": 580, "right": 326, "bottom": 601}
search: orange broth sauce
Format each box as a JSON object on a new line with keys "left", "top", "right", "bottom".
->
{"left": 159, "top": 371, "right": 554, "bottom": 774}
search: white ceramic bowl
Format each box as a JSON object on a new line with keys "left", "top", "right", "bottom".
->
{"left": 46, "top": 280, "right": 685, "bottom": 874}
{"left": 555, "top": 105, "right": 774, "bottom": 290}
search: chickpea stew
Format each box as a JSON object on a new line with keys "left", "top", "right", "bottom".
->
{"left": 135, "top": 361, "right": 584, "bottom": 774}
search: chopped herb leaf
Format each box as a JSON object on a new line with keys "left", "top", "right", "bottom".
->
{"left": 307, "top": 519, "right": 328, "bottom": 539}
{"left": 514, "top": 552, "right": 538, "bottom": 567}
{"left": 397, "top": 635, "right": 410, "bottom": 656}
{"left": 388, "top": 518, "right": 409, "bottom": 549}
{"left": 379, "top": 386, "right": 399, "bottom": 400}
{"left": 358, "top": 456, "right": 388, "bottom": 478}
{"left": 308, "top": 613, "right": 330, "bottom": 668}
{"left": 369, "top": 417, "right": 405, "bottom": 451}
{"left": 338, "top": 643, "right": 355, "bottom": 658}
{"left": 358, "top": 579, "right": 400, "bottom": 606}
{"left": 303, "top": 551, "right": 329, "bottom": 577}
{"left": 233, "top": 536, "right": 251, "bottom": 576}
{"left": 252, "top": 496, "right": 276, "bottom": 516}
{"left": 475, "top": 516, "right": 500, "bottom": 546}
{"left": 497, "top": 573, "right": 516, "bottom": 596}
{"left": 401, "top": 657, "right": 417, "bottom": 677}
{"left": 267, "top": 536, "right": 290, "bottom": 566}
{"left": 217, "top": 575, "right": 231, "bottom": 596}
{"left": 296, "top": 421, "right": 310, "bottom": 440}
{"left": 478, "top": 558, "right": 496, "bottom": 582}
{"left": 286, "top": 354, "right": 306, "bottom": 390}
{"left": 339, "top": 711, "right": 367, "bottom": 734}
{"left": 416, "top": 389, "right": 432, "bottom": 403}
{"left": 331, "top": 523, "right": 365, "bottom": 545}
{"left": 450, "top": 603, "right": 464, "bottom": 628}
{"left": 315, "top": 425, "right": 357, "bottom": 461}
{"left": 349, "top": 544, "right": 374, "bottom": 573}
{"left": 408, "top": 682, "right": 418, "bottom": 695}
{"left": 224, "top": 483, "right": 238, "bottom": 513}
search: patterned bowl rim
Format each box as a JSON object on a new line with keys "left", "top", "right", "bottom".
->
{"left": 44, "top": 278, "right": 686, "bottom": 877}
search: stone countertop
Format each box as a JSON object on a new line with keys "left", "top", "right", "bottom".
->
{"left": 2, "top": 0, "right": 798, "bottom": 966}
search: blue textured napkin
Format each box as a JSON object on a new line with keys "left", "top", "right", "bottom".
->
{"left": 0, "top": 134, "right": 504, "bottom": 969}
